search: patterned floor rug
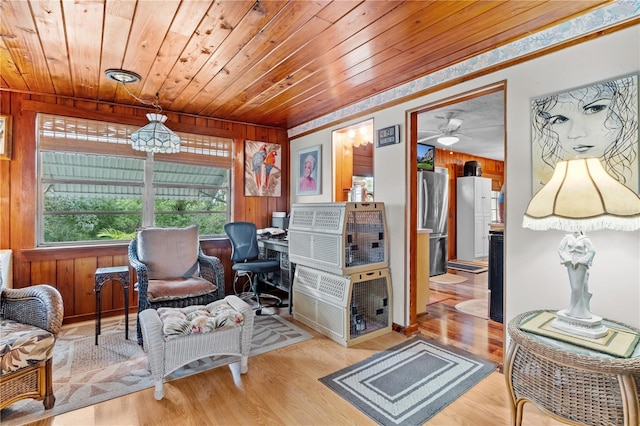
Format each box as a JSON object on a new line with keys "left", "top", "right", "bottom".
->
{"left": 1, "top": 310, "right": 312, "bottom": 425}
{"left": 320, "top": 336, "right": 495, "bottom": 426}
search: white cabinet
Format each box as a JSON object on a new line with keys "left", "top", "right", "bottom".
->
{"left": 456, "top": 177, "right": 491, "bottom": 261}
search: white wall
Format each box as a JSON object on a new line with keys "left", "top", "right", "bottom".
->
{"left": 505, "top": 27, "right": 640, "bottom": 328}
{"left": 290, "top": 114, "right": 410, "bottom": 326}
{"left": 290, "top": 25, "right": 640, "bottom": 329}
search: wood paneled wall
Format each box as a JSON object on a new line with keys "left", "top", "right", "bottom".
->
{"left": 434, "top": 147, "right": 504, "bottom": 260}
{"left": 352, "top": 142, "right": 373, "bottom": 177}
{"left": 0, "top": 91, "right": 289, "bottom": 324}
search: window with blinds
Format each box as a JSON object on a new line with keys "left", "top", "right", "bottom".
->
{"left": 37, "top": 113, "right": 232, "bottom": 245}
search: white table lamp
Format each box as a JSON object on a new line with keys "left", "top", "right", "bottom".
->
{"left": 523, "top": 158, "right": 640, "bottom": 338}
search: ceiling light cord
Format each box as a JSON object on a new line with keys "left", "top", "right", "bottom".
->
{"left": 104, "top": 68, "right": 179, "bottom": 154}
{"left": 119, "top": 83, "right": 162, "bottom": 113}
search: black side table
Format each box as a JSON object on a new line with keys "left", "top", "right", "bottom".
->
{"left": 94, "top": 266, "right": 130, "bottom": 345}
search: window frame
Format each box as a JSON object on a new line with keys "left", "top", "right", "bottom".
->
{"left": 36, "top": 113, "right": 232, "bottom": 247}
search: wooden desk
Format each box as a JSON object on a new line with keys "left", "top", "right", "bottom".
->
{"left": 506, "top": 311, "right": 640, "bottom": 426}
{"left": 258, "top": 238, "right": 295, "bottom": 314}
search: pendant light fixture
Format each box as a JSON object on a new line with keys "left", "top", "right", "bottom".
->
{"left": 130, "top": 113, "right": 181, "bottom": 154}
{"left": 105, "top": 69, "right": 181, "bottom": 154}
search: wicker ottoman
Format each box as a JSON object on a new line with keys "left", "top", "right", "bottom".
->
{"left": 139, "top": 295, "right": 254, "bottom": 400}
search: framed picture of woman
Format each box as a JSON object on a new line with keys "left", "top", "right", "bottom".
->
{"left": 297, "top": 145, "right": 321, "bottom": 195}
{"left": 531, "top": 73, "right": 638, "bottom": 194}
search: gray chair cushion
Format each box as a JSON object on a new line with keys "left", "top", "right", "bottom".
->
{"left": 137, "top": 225, "right": 199, "bottom": 279}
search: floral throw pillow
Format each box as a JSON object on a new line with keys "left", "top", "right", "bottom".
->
{"left": 158, "top": 300, "right": 244, "bottom": 340}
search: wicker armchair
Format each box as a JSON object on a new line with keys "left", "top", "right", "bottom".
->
{"left": 128, "top": 225, "right": 225, "bottom": 345}
{"left": 0, "top": 285, "right": 64, "bottom": 410}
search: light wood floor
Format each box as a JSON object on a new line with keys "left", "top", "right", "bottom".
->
{"left": 27, "top": 270, "right": 565, "bottom": 426}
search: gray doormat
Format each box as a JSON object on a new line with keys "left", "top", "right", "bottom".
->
{"left": 319, "top": 336, "right": 495, "bottom": 425}
{"left": 447, "top": 261, "right": 488, "bottom": 273}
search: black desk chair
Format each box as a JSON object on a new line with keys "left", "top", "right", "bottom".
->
{"left": 224, "top": 222, "right": 282, "bottom": 315}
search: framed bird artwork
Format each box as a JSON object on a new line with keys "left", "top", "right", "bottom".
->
{"left": 244, "top": 140, "right": 282, "bottom": 197}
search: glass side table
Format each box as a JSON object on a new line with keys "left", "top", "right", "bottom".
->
{"left": 506, "top": 310, "right": 640, "bottom": 426}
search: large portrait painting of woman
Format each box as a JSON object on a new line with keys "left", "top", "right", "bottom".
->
{"left": 297, "top": 145, "right": 321, "bottom": 195}
{"left": 531, "top": 73, "right": 638, "bottom": 194}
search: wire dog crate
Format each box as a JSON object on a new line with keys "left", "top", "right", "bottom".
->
{"left": 288, "top": 202, "right": 388, "bottom": 275}
{"left": 292, "top": 265, "right": 392, "bottom": 347}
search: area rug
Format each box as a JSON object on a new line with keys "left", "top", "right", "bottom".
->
{"left": 320, "top": 336, "right": 495, "bottom": 426}
{"left": 1, "top": 310, "right": 312, "bottom": 425}
{"left": 429, "top": 273, "right": 468, "bottom": 285}
{"left": 455, "top": 298, "right": 489, "bottom": 319}
{"left": 447, "top": 261, "right": 488, "bottom": 274}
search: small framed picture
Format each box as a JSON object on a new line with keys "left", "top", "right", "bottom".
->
{"left": 417, "top": 143, "right": 435, "bottom": 171}
{"left": 297, "top": 145, "right": 321, "bottom": 195}
{"left": 0, "top": 115, "right": 11, "bottom": 160}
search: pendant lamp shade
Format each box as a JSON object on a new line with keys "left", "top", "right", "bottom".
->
{"left": 131, "top": 113, "right": 181, "bottom": 154}
{"left": 523, "top": 158, "right": 640, "bottom": 232}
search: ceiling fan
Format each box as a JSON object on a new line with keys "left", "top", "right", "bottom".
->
{"left": 418, "top": 110, "right": 466, "bottom": 146}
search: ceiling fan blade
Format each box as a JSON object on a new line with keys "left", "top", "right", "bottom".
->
{"left": 417, "top": 135, "right": 440, "bottom": 143}
{"left": 464, "top": 124, "right": 504, "bottom": 132}
{"left": 446, "top": 118, "right": 463, "bottom": 131}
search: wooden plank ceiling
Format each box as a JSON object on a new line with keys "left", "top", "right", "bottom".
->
{"left": 0, "top": 0, "right": 609, "bottom": 129}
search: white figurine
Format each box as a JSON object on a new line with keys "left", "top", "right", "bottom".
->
{"left": 558, "top": 231, "right": 596, "bottom": 319}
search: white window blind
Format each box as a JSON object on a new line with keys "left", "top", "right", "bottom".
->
{"left": 37, "top": 113, "right": 233, "bottom": 167}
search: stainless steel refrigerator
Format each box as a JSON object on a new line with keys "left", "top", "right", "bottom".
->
{"left": 418, "top": 168, "right": 449, "bottom": 276}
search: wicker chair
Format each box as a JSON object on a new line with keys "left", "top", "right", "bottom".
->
{"left": 128, "top": 225, "right": 225, "bottom": 345}
{"left": 0, "top": 285, "right": 64, "bottom": 410}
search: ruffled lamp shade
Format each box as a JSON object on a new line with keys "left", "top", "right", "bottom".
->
{"left": 523, "top": 158, "right": 640, "bottom": 232}
{"left": 131, "top": 113, "right": 181, "bottom": 154}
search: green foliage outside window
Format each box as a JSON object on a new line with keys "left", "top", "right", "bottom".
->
{"left": 154, "top": 196, "right": 228, "bottom": 235}
{"left": 43, "top": 194, "right": 228, "bottom": 243}
{"left": 43, "top": 196, "right": 142, "bottom": 243}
